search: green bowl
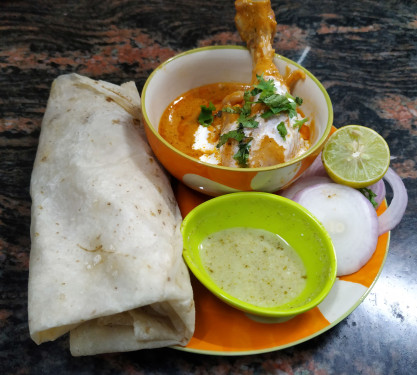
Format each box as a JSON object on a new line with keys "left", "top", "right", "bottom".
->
{"left": 181, "top": 192, "right": 337, "bottom": 319}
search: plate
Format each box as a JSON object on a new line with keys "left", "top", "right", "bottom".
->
{"left": 172, "top": 182, "right": 390, "bottom": 355}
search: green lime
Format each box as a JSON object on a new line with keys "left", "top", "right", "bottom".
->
{"left": 322, "top": 125, "right": 390, "bottom": 188}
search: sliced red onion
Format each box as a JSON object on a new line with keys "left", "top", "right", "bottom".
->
{"left": 378, "top": 167, "right": 408, "bottom": 236}
{"left": 293, "top": 182, "right": 379, "bottom": 276}
{"left": 280, "top": 175, "right": 332, "bottom": 200}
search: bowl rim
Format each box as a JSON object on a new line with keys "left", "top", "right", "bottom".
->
{"left": 181, "top": 191, "right": 337, "bottom": 317}
{"left": 141, "top": 45, "right": 334, "bottom": 173}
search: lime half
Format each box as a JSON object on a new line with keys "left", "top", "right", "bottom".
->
{"left": 322, "top": 125, "right": 390, "bottom": 188}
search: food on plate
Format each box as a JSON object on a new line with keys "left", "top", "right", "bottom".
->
{"left": 159, "top": 82, "right": 250, "bottom": 164}
{"left": 199, "top": 227, "right": 307, "bottom": 307}
{"left": 376, "top": 167, "right": 408, "bottom": 235}
{"left": 282, "top": 136, "right": 407, "bottom": 276}
{"left": 181, "top": 192, "right": 337, "bottom": 318}
{"left": 28, "top": 73, "right": 195, "bottom": 356}
{"left": 322, "top": 125, "right": 390, "bottom": 188}
{"left": 293, "top": 183, "right": 379, "bottom": 276}
{"left": 158, "top": 0, "right": 311, "bottom": 168}
{"left": 219, "top": 0, "right": 310, "bottom": 168}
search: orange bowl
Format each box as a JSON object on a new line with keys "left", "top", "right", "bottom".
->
{"left": 141, "top": 46, "right": 333, "bottom": 196}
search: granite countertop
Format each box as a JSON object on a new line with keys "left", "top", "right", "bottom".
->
{"left": 1, "top": 0, "right": 416, "bottom": 373}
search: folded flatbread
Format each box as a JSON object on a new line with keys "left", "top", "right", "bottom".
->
{"left": 28, "top": 73, "right": 195, "bottom": 356}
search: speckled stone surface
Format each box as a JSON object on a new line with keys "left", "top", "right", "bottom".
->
{"left": 1, "top": 0, "right": 416, "bottom": 374}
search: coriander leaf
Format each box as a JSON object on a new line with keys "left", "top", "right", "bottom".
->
{"left": 217, "top": 128, "right": 245, "bottom": 148}
{"left": 261, "top": 109, "right": 275, "bottom": 119}
{"left": 252, "top": 74, "right": 276, "bottom": 99}
{"left": 259, "top": 94, "right": 298, "bottom": 118}
{"left": 293, "top": 117, "right": 309, "bottom": 130}
{"left": 260, "top": 95, "right": 297, "bottom": 118}
{"left": 238, "top": 113, "right": 259, "bottom": 128}
{"left": 261, "top": 93, "right": 288, "bottom": 107}
{"left": 233, "top": 139, "right": 252, "bottom": 167}
{"left": 222, "top": 106, "right": 241, "bottom": 114}
{"left": 250, "top": 87, "right": 261, "bottom": 97}
{"left": 287, "top": 101, "right": 298, "bottom": 118}
{"left": 198, "top": 102, "right": 216, "bottom": 127}
{"left": 243, "top": 90, "right": 252, "bottom": 101}
{"left": 241, "top": 91, "right": 253, "bottom": 116}
{"left": 295, "top": 97, "right": 303, "bottom": 105}
{"left": 277, "top": 121, "right": 287, "bottom": 139}
{"left": 359, "top": 187, "right": 378, "bottom": 208}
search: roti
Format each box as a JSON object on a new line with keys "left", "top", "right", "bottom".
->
{"left": 28, "top": 73, "right": 195, "bottom": 356}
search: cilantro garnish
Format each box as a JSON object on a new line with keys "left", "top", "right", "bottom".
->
{"left": 250, "top": 75, "right": 303, "bottom": 119}
{"left": 216, "top": 124, "right": 252, "bottom": 167}
{"left": 217, "top": 128, "right": 245, "bottom": 148}
{"left": 293, "top": 117, "right": 309, "bottom": 130}
{"left": 277, "top": 122, "right": 287, "bottom": 139}
{"left": 295, "top": 96, "right": 303, "bottom": 105}
{"left": 238, "top": 112, "right": 259, "bottom": 128}
{"left": 285, "top": 92, "right": 303, "bottom": 106}
{"left": 198, "top": 102, "right": 216, "bottom": 127}
{"left": 251, "top": 74, "right": 276, "bottom": 99}
{"left": 359, "top": 187, "right": 378, "bottom": 208}
{"left": 221, "top": 98, "right": 258, "bottom": 129}
{"left": 233, "top": 139, "right": 252, "bottom": 167}
{"left": 208, "top": 75, "right": 305, "bottom": 167}
{"left": 261, "top": 94, "right": 298, "bottom": 119}
{"left": 222, "top": 106, "right": 241, "bottom": 114}
{"left": 242, "top": 91, "right": 253, "bottom": 115}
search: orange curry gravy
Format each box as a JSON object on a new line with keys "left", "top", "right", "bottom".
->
{"left": 158, "top": 82, "right": 250, "bottom": 162}
{"left": 158, "top": 79, "right": 312, "bottom": 166}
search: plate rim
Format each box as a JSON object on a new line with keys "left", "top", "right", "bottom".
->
{"left": 171, "top": 196, "right": 390, "bottom": 356}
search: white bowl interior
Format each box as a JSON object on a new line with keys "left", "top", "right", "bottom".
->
{"left": 143, "top": 47, "right": 331, "bottom": 149}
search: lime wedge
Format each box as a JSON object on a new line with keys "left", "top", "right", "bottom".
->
{"left": 322, "top": 125, "right": 390, "bottom": 188}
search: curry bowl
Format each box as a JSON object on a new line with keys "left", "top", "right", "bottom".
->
{"left": 181, "top": 192, "right": 337, "bottom": 319}
{"left": 141, "top": 46, "right": 333, "bottom": 196}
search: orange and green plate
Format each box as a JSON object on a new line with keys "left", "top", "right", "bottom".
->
{"left": 172, "top": 182, "right": 390, "bottom": 355}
